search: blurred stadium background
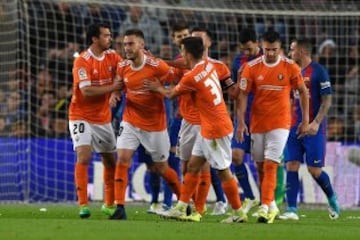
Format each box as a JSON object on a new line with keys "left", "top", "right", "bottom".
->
{"left": 0, "top": 0, "right": 359, "bottom": 207}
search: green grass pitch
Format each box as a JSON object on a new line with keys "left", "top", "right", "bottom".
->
{"left": 0, "top": 203, "right": 359, "bottom": 240}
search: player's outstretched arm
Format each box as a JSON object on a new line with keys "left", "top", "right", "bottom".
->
{"left": 143, "top": 78, "right": 173, "bottom": 98}
{"left": 165, "top": 59, "right": 189, "bottom": 69}
{"left": 81, "top": 75, "right": 123, "bottom": 97}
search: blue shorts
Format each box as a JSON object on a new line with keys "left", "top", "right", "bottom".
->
{"left": 136, "top": 144, "right": 153, "bottom": 165}
{"left": 285, "top": 128, "right": 326, "bottom": 167}
{"left": 169, "top": 117, "right": 182, "bottom": 147}
{"left": 231, "top": 120, "right": 251, "bottom": 153}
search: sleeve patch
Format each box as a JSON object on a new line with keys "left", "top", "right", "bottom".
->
{"left": 78, "top": 68, "right": 88, "bottom": 81}
{"left": 240, "top": 78, "right": 247, "bottom": 90}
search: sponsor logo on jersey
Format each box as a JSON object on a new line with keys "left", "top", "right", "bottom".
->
{"left": 78, "top": 68, "right": 87, "bottom": 80}
{"left": 278, "top": 73, "right": 284, "bottom": 81}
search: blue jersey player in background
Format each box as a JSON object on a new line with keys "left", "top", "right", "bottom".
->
{"left": 147, "top": 22, "right": 190, "bottom": 214}
{"left": 230, "top": 28, "right": 262, "bottom": 215}
{"left": 279, "top": 38, "right": 340, "bottom": 221}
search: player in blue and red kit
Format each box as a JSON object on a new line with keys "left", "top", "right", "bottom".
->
{"left": 147, "top": 22, "right": 190, "bottom": 214}
{"left": 229, "top": 28, "right": 262, "bottom": 214}
{"left": 279, "top": 38, "right": 340, "bottom": 220}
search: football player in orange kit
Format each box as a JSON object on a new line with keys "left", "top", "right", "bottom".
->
{"left": 69, "top": 23, "right": 122, "bottom": 218}
{"left": 236, "top": 30, "right": 309, "bottom": 224}
{"left": 145, "top": 36, "right": 247, "bottom": 224}
{"left": 109, "top": 29, "right": 181, "bottom": 220}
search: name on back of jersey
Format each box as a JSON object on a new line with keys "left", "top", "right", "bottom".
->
{"left": 194, "top": 63, "right": 214, "bottom": 82}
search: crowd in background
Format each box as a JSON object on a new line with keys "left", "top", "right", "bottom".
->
{"left": 1, "top": 0, "right": 359, "bottom": 142}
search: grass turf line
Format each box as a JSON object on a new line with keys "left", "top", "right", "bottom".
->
{"left": 0, "top": 203, "right": 359, "bottom": 240}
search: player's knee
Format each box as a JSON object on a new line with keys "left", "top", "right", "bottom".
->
{"left": 217, "top": 168, "right": 232, "bottom": 181}
{"left": 101, "top": 153, "right": 116, "bottom": 167}
{"left": 307, "top": 166, "right": 322, "bottom": 178}
{"left": 76, "top": 150, "right": 92, "bottom": 164}
{"left": 76, "top": 156, "right": 91, "bottom": 165}
{"left": 286, "top": 161, "right": 300, "bottom": 171}
{"left": 232, "top": 149, "right": 244, "bottom": 165}
{"left": 146, "top": 163, "right": 156, "bottom": 172}
{"left": 181, "top": 161, "right": 189, "bottom": 175}
{"left": 170, "top": 146, "right": 176, "bottom": 154}
{"left": 232, "top": 156, "right": 243, "bottom": 165}
{"left": 153, "top": 162, "right": 167, "bottom": 174}
{"left": 187, "top": 161, "right": 202, "bottom": 174}
{"left": 116, "top": 149, "right": 134, "bottom": 165}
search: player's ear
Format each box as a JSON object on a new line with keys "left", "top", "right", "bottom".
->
{"left": 92, "top": 36, "right": 98, "bottom": 44}
{"left": 139, "top": 39, "right": 145, "bottom": 48}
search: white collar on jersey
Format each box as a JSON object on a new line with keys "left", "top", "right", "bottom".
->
{"left": 261, "top": 55, "right": 281, "bottom": 68}
{"left": 87, "top": 48, "right": 105, "bottom": 61}
{"left": 130, "top": 54, "right": 146, "bottom": 71}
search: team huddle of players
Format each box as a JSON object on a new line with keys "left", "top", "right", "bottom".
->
{"left": 68, "top": 22, "right": 340, "bottom": 224}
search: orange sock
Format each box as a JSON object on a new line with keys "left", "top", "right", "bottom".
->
{"left": 191, "top": 178, "right": 201, "bottom": 206}
{"left": 114, "top": 163, "right": 129, "bottom": 205}
{"left": 261, "top": 160, "right": 278, "bottom": 206}
{"left": 180, "top": 173, "right": 200, "bottom": 203}
{"left": 222, "top": 177, "right": 241, "bottom": 210}
{"left": 75, "top": 163, "right": 88, "bottom": 206}
{"left": 257, "top": 162, "right": 264, "bottom": 190}
{"left": 103, "top": 165, "right": 115, "bottom": 206}
{"left": 194, "top": 171, "right": 211, "bottom": 214}
{"left": 162, "top": 167, "right": 181, "bottom": 199}
{"left": 191, "top": 188, "right": 198, "bottom": 205}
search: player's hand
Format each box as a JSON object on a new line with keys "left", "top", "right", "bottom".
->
{"left": 228, "top": 83, "right": 240, "bottom": 100}
{"left": 307, "top": 120, "right": 320, "bottom": 135}
{"left": 143, "top": 78, "right": 162, "bottom": 92}
{"left": 236, "top": 120, "right": 248, "bottom": 143}
{"left": 296, "top": 121, "right": 309, "bottom": 138}
{"left": 142, "top": 47, "right": 154, "bottom": 57}
{"left": 109, "top": 92, "right": 121, "bottom": 107}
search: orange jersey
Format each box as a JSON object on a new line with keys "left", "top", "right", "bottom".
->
{"left": 179, "top": 57, "right": 231, "bottom": 124}
{"left": 117, "top": 55, "right": 174, "bottom": 131}
{"left": 239, "top": 56, "right": 303, "bottom": 133}
{"left": 69, "top": 49, "right": 121, "bottom": 123}
{"left": 174, "top": 59, "right": 233, "bottom": 139}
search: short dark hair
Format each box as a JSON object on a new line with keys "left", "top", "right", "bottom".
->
{"left": 86, "top": 23, "right": 111, "bottom": 46}
{"left": 239, "top": 28, "right": 257, "bottom": 44}
{"left": 294, "top": 38, "right": 312, "bottom": 54}
{"left": 171, "top": 22, "right": 189, "bottom": 35}
{"left": 124, "top": 28, "right": 145, "bottom": 40}
{"left": 181, "top": 37, "right": 204, "bottom": 60}
{"left": 262, "top": 30, "right": 281, "bottom": 44}
{"left": 191, "top": 27, "right": 212, "bottom": 40}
